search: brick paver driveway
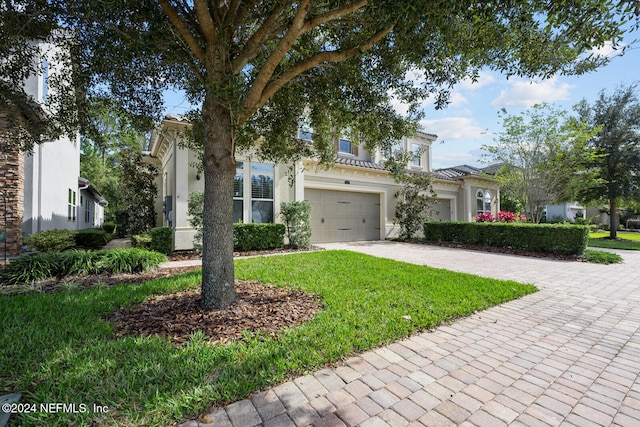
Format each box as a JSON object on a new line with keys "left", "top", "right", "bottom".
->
{"left": 183, "top": 242, "right": 640, "bottom": 427}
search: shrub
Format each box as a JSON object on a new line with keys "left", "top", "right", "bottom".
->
{"left": 234, "top": 223, "right": 285, "bottom": 251}
{"left": 24, "top": 229, "right": 77, "bottom": 253}
{"left": 149, "top": 227, "right": 173, "bottom": 255}
{"left": 0, "top": 252, "right": 59, "bottom": 284}
{"left": 189, "top": 191, "right": 285, "bottom": 252}
{"left": 280, "top": 201, "right": 312, "bottom": 249}
{"left": 131, "top": 233, "right": 152, "bottom": 249}
{"left": 475, "top": 212, "right": 494, "bottom": 223}
{"left": 58, "top": 249, "right": 101, "bottom": 276}
{"left": 187, "top": 191, "right": 204, "bottom": 252}
{"left": 423, "top": 221, "right": 588, "bottom": 256}
{"left": 102, "top": 222, "right": 117, "bottom": 234}
{"left": 75, "top": 228, "right": 109, "bottom": 249}
{"left": 0, "top": 248, "right": 166, "bottom": 285}
{"left": 476, "top": 211, "right": 520, "bottom": 223}
{"left": 96, "top": 248, "right": 167, "bottom": 274}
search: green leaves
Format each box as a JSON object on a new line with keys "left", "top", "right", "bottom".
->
{"left": 484, "top": 103, "right": 598, "bottom": 223}
{"left": 575, "top": 84, "right": 640, "bottom": 237}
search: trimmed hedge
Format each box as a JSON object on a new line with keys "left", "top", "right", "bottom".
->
{"left": 234, "top": 223, "right": 285, "bottom": 251}
{"left": 0, "top": 248, "right": 167, "bottom": 285}
{"left": 75, "top": 228, "right": 109, "bottom": 249}
{"left": 23, "top": 229, "right": 76, "bottom": 252}
{"left": 149, "top": 227, "right": 173, "bottom": 255}
{"left": 423, "top": 221, "right": 589, "bottom": 256}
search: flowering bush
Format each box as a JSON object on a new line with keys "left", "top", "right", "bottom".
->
{"left": 475, "top": 212, "right": 494, "bottom": 222}
{"left": 476, "top": 211, "right": 524, "bottom": 223}
{"left": 498, "top": 210, "right": 516, "bottom": 223}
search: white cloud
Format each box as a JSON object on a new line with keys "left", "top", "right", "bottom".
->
{"left": 421, "top": 117, "right": 487, "bottom": 141}
{"left": 491, "top": 77, "right": 573, "bottom": 108}
{"left": 591, "top": 41, "right": 626, "bottom": 59}
{"left": 390, "top": 95, "right": 411, "bottom": 116}
{"left": 431, "top": 151, "right": 478, "bottom": 169}
{"left": 459, "top": 71, "right": 497, "bottom": 91}
{"left": 449, "top": 92, "right": 468, "bottom": 107}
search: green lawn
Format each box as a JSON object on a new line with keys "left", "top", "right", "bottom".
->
{"left": 588, "top": 231, "right": 640, "bottom": 250}
{"left": 1, "top": 250, "right": 536, "bottom": 426}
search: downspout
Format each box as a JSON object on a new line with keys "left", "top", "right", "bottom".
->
{"left": 37, "top": 142, "right": 43, "bottom": 232}
{"left": 78, "top": 179, "right": 89, "bottom": 231}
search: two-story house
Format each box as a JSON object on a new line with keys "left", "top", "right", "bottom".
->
{"left": 0, "top": 40, "right": 107, "bottom": 258}
{"left": 146, "top": 114, "right": 499, "bottom": 250}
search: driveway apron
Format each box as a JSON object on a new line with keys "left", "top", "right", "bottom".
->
{"left": 182, "top": 241, "right": 640, "bottom": 427}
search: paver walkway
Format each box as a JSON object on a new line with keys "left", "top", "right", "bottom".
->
{"left": 180, "top": 241, "right": 640, "bottom": 427}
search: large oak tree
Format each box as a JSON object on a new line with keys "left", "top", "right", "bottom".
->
{"left": 3, "top": 0, "right": 638, "bottom": 308}
{"left": 575, "top": 84, "right": 640, "bottom": 238}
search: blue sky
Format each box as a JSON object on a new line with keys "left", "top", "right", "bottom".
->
{"left": 163, "top": 32, "right": 639, "bottom": 171}
{"left": 420, "top": 37, "right": 640, "bottom": 169}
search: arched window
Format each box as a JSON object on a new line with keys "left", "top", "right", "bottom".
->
{"left": 476, "top": 190, "right": 492, "bottom": 214}
{"left": 484, "top": 191, "right": 492, "bottom": 212}
{"left": 476, "top": 190, "right": 484, "bottom": 214}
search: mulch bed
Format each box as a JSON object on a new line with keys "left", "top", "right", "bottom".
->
{"left": 167, "top": 245, "right": 322, "bottom": 262}
{"left": 111, "top": 280, "right": 323, "bottom": 346}
{"left": 3, "top": 246, "right": 325, "bottom": 346}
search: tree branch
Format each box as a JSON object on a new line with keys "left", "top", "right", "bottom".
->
{"left": 157, "top": 0, "right": 205, "bottom": 63}
{"left": 193, "top": 0, "right": 218, "bottom": 47}
{"left": 242, "top": 23, "right": 394, "bottom": 121}
{"left": 232, "top": 0, "right": 263, "bottom": 31}
{"left": 302, "top": 0, "right": 368, "bottom": 32}
{"left": 242, "top": 0, "right": 313, "bottom": 114}
{"left": 230, "top": 1, "right": 293, "bottom": 74}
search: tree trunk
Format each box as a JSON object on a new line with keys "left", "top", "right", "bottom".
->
{"left": 609, "top": 197, "right": 618, "bottom": 239}
{"left": 200, "top": 95, "right": 237, "bottom": 309}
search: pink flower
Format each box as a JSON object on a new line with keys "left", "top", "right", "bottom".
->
{"left": 475, "top": 212, "right": 494, "bottom": 222}
{"left": 498, "top": 211, "right": 516, "bottom": 223}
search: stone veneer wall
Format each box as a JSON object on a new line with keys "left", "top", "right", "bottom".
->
{"left": 0, "top": 111, "right": 25, "bottom": 258}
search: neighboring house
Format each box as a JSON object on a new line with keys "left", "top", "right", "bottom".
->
{"left": 145, "top": 115, "right": 500, "bottom": 250}
{"left": 0, "top": 40, "right": 107, "bottom": 258}
{"left": 546, "top": 202, "right": 587, "bottom": 222}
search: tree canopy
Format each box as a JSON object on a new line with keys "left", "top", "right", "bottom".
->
{"left": 80, "top": 100, "right": 158, "bottom": 235}
{"left": 2, "top": 0, "right": 638, "bottom": 308}
{"left": 484, "top": 104, "right": 597, "bottom": 223}
{"left": 575, "top": 83, "right": 640, "bottom": 238}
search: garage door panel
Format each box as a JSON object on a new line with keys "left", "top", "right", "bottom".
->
{"left": 306, "top": 189, "right": 380, "bottom": 243}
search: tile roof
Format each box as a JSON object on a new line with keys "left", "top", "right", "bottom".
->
{"left": 334, "top": 156, "right": 387, "bottom": 170}
{"left": 433, "top": 164, "right": 497, "bottom": 181}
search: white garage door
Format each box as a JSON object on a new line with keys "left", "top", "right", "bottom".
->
{"left": 305, "top": 189, "right": 381, "bottom": 243}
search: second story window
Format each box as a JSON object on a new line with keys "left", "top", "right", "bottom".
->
{"left": 412, "top": 144, "right": 422, "bottom": 167}
{"left": 298, "top": 127, "right": 313, "bottom": 141}
{"left": 41, "top": 56, "right": 49, "bottom": 102}
{"left": 339, "top": 138, "right": 352, "bottom": 154}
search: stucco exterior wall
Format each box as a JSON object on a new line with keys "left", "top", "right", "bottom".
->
{"left": 23, "top": 136, "right": 81, "bottom": 235}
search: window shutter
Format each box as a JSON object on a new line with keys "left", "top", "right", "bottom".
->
{"left": 351, "top": 144, "right": 359, "bottom": 156}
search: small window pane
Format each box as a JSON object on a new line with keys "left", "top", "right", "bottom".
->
{"left": 484, "top": 191, "right": 492, "bottom": 212}
{"left": 299, "top": 129, "right": 313, "bottom": 141}
{"left": 252, "top": 201, "right": 273, "bottom": 223}
{"left": 42, "top": 57, "right": 48, "bottom": 102}
{"left": 236, "top": 161, "right": 244, "bottom": 170}
{"left": 412, "top": 144, "right": 421, "bottom": 166}
{"left": 339, "top": 139, "right": 351, "bottom": 153}
{"left": 233, "top": 173, "right": 243, "bottom": 197}
{"left": 251, "top": 174, "right": 273, "bottom": 199}
{"left": 476, "top": 198, "right": 484, "bottom": 213}
{"left": 233, "top": 200, "right": 243, "bottom": 223}
{"left": 251, "top": 163, "right": 273, "bottom": 172}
